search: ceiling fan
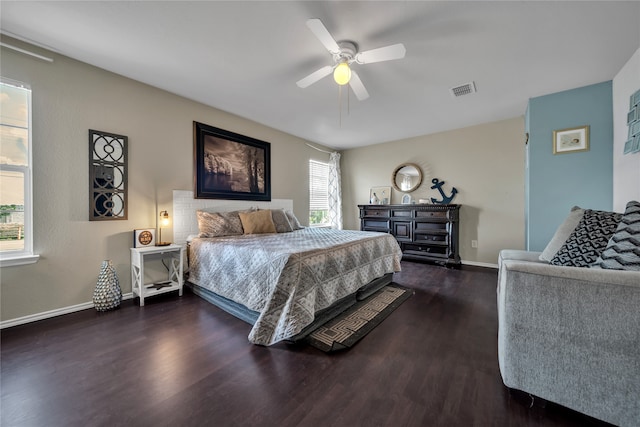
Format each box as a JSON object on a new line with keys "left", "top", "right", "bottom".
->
{"left": 296, "top": 19, "right": 406, "bottom": 101}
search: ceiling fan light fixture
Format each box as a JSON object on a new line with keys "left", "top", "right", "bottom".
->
{"left": 333, "top": 62, "right": 351, "bottom": 85}
{"left": 298, "top": 19, "right": 404, "bottom": 100}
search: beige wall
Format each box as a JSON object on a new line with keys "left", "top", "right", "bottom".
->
{"left": 341, "top": 117, "right": 526, "bottom": 265}
{"left": 1, "top": 36, "right": 525, "bottom": 323}
{"left": 0, "top": 37, "right": 330, "bottom": 321}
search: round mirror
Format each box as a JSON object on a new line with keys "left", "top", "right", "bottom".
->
{"left": 391, "top": 163, "right": 423, "bottom": 193}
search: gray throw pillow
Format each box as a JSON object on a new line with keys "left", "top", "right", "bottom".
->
{"left": 539, "top": 206, "right": 584, "bottom": 262}
{"left": 197, "top": 210, "right": 245, "bottom": 237}
{"left": 591, "top": 201, "right": 640, "bottom": 271}
{"left": 550, "top": 209, "right": 623, "bottom": 267}
{"left": 285, "top": 209, "right": 304, "bottom": 230}
{"left": 271, "top": 209, "right": 294, "bottom": 233}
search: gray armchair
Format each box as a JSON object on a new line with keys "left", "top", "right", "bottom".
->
{"left": 497, "top": 249, "right": 640, "bottom": 426}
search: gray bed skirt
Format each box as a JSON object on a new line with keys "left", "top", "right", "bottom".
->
{"left": 186, "top": 272, "right": 393, "bottom": 343}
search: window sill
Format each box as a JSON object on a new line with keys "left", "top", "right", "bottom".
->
{"left": 0, "top": 254, "right": 40, "bottom": 267}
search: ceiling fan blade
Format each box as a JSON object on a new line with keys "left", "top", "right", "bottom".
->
{"left": 296, "top": 65, "right": 333, "bottom": 88}
{"left": 355, "top": 43, "right": 406, "bottom": 64}
{"left": 306, "top": 19, "right": 340, "bottom": 54}
{"left": 349, "top": 71, "right": 369, "bottom": 101}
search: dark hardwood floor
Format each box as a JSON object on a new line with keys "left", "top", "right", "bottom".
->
{"left": 1, "top": 261, "right": 614, "bottom": 427}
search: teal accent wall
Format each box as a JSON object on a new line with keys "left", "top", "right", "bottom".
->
{"left": 527, "top": 81, "right": 613, "bottom": 251}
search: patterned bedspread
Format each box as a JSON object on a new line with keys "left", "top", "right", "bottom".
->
{"left": 188, "top": 228, "right": 402, "bottom": 345}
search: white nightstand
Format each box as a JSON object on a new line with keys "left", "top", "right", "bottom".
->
{"left": 130, "top": 244, "right": 184, "bottom": 306}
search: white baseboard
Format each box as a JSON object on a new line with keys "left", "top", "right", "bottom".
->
{"left": 461, "top": 260, "right": 498, "bottom": 269}
{"left": 0, "top": 292, "right": 134, "bottom": 329}
{"left": 1, "top": 261, "right": 496, "bottom": 329}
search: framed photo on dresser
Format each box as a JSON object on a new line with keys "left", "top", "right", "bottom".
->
{"left": 369, "top": 186, "right": 391, "bottom": 204}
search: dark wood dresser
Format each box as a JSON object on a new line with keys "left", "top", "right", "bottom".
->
{"left": 358, "top": 204, "right": 461, "bottom": 267}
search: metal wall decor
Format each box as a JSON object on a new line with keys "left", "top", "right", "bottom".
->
{"left": 89, "top": 130, "right": 127, "bottom": 220}
{"left": 625, "top": 88, "right": 640, "bottom": 154}
{"left": 430, "top": 178, "right": 458, "bottom": 204}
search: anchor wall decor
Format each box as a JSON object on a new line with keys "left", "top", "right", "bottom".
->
{"left": 430, "top": 178, "right": 458, "bottom": 204}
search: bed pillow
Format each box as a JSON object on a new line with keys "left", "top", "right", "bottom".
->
{"left": 285, "top": 209, "right": 304, "bottom": 230}
{"left": 549, "top": 209, "right": 623, "bottom": 267}
{"left": 591, "top": 201, "right": 640, "bottom": 271}
{"left": 239, "top": 210, "right": 277, "bottom": 234}
{"left": 196, "top": 210, "right": 244, "bottom": 237}
{"left": 539, "top": 206, "right": 584, "bottom": 262}
{"left": 271, "top": 209, "right": 293, "bottom": 233}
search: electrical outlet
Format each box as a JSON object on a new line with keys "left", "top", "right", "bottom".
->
{"left": 471, "top": 240, "right": 478, "bottom": 248}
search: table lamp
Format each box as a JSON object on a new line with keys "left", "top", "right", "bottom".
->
{"left": 156, "top": 210, "right": 171, "bottom": 246}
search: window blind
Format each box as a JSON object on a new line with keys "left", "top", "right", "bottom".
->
{"left": 309, "top": 160, "right": 329, "bottom": 211}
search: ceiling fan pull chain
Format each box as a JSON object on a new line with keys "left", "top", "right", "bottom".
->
{"left": 338, "top": 85, "right": 342, "bottom": 128}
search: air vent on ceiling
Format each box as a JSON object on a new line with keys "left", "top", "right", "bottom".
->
{"left": 450, "top": 81, "right": 476, "bottom": 97}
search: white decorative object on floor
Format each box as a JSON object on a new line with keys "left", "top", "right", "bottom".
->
{"left": 93, "top": 260, "right": 122, "bottom": 311}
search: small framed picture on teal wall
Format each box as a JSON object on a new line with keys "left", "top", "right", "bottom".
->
{"left": 552, "top": 125, "right": 589, "bottom": 155}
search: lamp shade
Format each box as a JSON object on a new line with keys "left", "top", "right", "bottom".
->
{"left": 160, "top": 210, "right": 170, "bottom": 227}
{"left": 333, "top": 62, "right": 351, "bottom": 85}
{"left": 157, "top": 210, "right": 171, "bottom": 246}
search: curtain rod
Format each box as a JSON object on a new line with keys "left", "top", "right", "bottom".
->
{"left": 0, "top": 42, "right": 54, "bottom": 63}
{"left": 305, "top": 143, "right": 334, "bottom": 154}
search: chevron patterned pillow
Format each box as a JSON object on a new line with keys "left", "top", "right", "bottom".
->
{"left": 550, "top": 208, "right": 623, "bottom": 267}
{"left": 591, "top": 201, "right": 640, "bottom": 271}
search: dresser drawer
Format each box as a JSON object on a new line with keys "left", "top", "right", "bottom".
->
{"left": 391, "top": 209, "right": 412, "bottom": 218}
{"left": 362, "top": 208, "right": 390, "bottom": 218}
{"left": 362, "top": 219, "right": 390, "bottom": 230}
{"left": 415, "top": 233, "right": 448, "bottom": 243}
{"left": 403, "top": 243, "right": 448, "bottom": 257}
{"left": 415, "top": 222, "right": 447, "bottom": 232}
{"left": 415, "top": 210, "right": 448, "bottom": 219}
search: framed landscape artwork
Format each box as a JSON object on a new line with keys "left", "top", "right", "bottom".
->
{"left": 193, "top": 121, "right": 271, "bottom": 201}
{"left": 552, "top": 125, "right": 589, "bottom": 154}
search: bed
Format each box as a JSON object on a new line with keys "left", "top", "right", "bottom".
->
{"left": 173, "top": 190, "right": 403, "bottom": 346}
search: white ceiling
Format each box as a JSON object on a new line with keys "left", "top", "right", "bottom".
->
{"left": 1, "top": 1, "right": 639, "bottom": 149}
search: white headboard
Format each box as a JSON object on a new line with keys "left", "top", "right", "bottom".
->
{"left": 172, "top": 190, "right": 294, "bottom": 245}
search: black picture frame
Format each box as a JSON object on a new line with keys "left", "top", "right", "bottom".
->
{"left": 193, "top": 121, "right": 271, "bottom": 201}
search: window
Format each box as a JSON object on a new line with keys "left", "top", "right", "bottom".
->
{"left": 0, "top": 78, "right": 37, "bottom": 266}
{"left": 309, "top": 160, "right": 329, "bottom": 226}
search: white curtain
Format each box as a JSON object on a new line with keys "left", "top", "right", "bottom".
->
{"left": 328, "top": 151, "right": 343, "bottom": 230}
